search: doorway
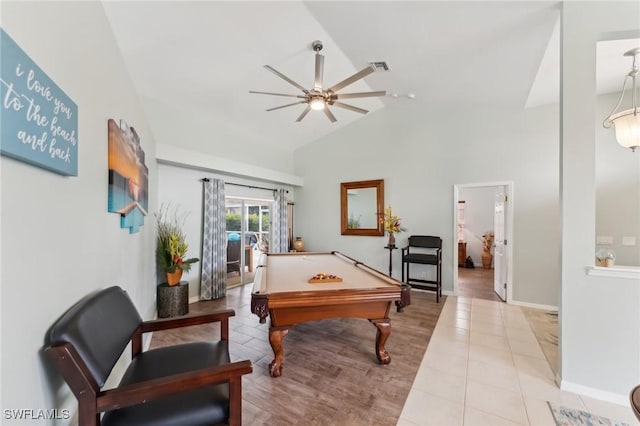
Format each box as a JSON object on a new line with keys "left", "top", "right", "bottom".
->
{"left": 453, "top": 182, "right": 513, "bottom": 302}
{"left": 225, "top": 197, "right": 271, "bottom": 288}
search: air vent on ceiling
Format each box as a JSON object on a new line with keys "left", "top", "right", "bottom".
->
{"left": 370, "top": 61, "right": 391, "bottom": 71}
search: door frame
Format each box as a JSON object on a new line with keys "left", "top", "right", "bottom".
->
{"left": 452, "top": 181, "right": 514, "bottom": 303}
{"left": 224, "top": 196, "right": 273, "bottom": 287}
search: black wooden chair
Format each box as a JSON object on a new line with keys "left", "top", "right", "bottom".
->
{"left": 44, "top": 286, "right": 252, "bottom": 426}
{"left": 226, "top": 239, "right": 241, "bottom": 275}
{"left": 401, "top": 235, "right": 443, "bottom": 302}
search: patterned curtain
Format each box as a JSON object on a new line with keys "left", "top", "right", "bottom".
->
{"left": 200, "top": 178, "right": 226, "bottom": 300}
{"left": 271, "top": 189, "right": 289, "bottom": 253}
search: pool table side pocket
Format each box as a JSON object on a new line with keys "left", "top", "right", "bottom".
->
{"left": 396, "top": 284, "right": 412, "bottom": 312}
{"left": 251, "top": 293, "right": 269, "bottom": 324}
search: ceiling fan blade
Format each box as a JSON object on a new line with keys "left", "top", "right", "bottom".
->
{"left": 315, "top": 53, "right": 324, "bottom": 90}
{"left": 323, "top": 107, "right": 337, "bottom": 123}
{"left": 264, "top": 65, "right": 309, "bottom": 94}
{"left": 295, "top": 105, "right": 312, "bottom": 122}
{"left": 327, "top": 64, "right": 376, "bottom": 93}
{"left": 333, "top": 90, "right": 386, "bottom": 100}
{"left": 266, "top": 101, "right": 307, "bottom": 112}
{"left": 249, "top": 90, "right": 306, "bottom": 98}
{"left": 331, "top": 101, "right": 369, "bottom": 115}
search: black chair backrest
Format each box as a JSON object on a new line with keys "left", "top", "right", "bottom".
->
{"left": 408, "top": 235, "right": 442, "bottom": 249}
{"left": 245, "top": 232, "right": 258, "bottom": 246}
{"left": 46, "top": 286, "right": 142, "bottom": 387}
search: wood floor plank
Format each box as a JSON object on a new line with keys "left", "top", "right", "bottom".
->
{"left": 150, "top": 285, "right": 444, "bottom": 425}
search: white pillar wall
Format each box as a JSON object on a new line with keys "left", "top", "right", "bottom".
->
{"left": 560, "top": 1, "right": 640, "bottom": 402}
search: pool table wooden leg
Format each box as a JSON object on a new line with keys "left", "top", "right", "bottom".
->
{"left": 371, "top": 319, "right": 391, "bottom": 364}
{"left": 268, "top": 328, "right": 288, "bottom": 377}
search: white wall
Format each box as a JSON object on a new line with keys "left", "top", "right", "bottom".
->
{"left": 561, "top": 1, "right": 640, "bottom": 402}
{"left": 294, "top": 98, "right": 560, "bottom": 306}
{"left": 1, "top": 1, "right": 158, "bottom": 420}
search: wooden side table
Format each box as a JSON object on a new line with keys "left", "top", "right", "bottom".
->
{"left": 384, "top": 245, "right": 397, "bottom": 276}
{"left": 157, "top": 281, "right": 189, "bottom": 318}
{"left": 458, "top": 242, "right": 467, "bottom": 267}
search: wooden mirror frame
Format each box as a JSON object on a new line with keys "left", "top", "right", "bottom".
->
{"left": 340, "top": 179, "right": 385, "bottom": 236}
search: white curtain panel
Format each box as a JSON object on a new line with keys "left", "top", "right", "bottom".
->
{"left": 200, "top": 178, "right": 226, "bottom": 300}
{"left": 271, "top": 188, "right": 289, "bottom": 253}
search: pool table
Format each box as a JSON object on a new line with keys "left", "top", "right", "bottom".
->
{"left": 250, "top": 251, "right": 411, "bottom": 377}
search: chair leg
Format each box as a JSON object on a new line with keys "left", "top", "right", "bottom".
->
{"left": 440, "top": 266, "right": 442, "bottom": 299}
{"left": 228, "top": 376, "right": 242, "bottom": 426}
{"left": 437, "top": 262, "right": 442, "bottom": 302}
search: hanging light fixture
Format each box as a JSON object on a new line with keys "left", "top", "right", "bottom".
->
{"left": 603, "top": 47, "right": 640, "bottom": 152}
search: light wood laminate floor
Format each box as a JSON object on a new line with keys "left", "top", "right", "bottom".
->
{"left": 457, "top": 267, "right": 501, "bottom": 302}
{"left": 150, "top": 283, "right": 444, "bottom": 425}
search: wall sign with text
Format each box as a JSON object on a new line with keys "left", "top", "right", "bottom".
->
{"left": 0, "top": 28, "right": 78, "bottom": 176}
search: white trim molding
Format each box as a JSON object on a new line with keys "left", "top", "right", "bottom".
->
{"left": 509, "top": 299, "right": 558, "bottom": 311}
{"left": 586, "top": 265, "right": 640, "bottom": 280}
{"left": 157, "top": 144, "right": 304, "bottom": 187}
{"left": 561, "top": 380, "right": 630, "bottom": 406}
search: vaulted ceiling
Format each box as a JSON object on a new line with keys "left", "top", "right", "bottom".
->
{"left": 102, "top": 1, "right": 637, "bottom": 155}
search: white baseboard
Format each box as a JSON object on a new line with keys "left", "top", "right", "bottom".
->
{"left": 444, "top": 290, "right": 558, "bottom": 311}
{"left": 508, "top": 299, "right": 558, "bottom": 311}
{"left": 560, "top": 380, "right": 630, "bottom": 406}
{"left": 189, "top": 295, "right": 200, "bottom": 304}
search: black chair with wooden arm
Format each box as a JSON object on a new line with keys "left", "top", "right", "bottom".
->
{"left": 631, "top": 385, "right": 640, "bottom": 421}
{"left": 401, "top": 235, "right": 443, "bottom": 302}
{"left": 44, "top": 286, "right": 252, "bottom": 426}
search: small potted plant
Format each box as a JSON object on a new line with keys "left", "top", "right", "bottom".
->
{"left": 381, "top": 205, "right": 406, "bottom": 247}
{"left": 156, "top": 204, "right": 199, "bottom": 286}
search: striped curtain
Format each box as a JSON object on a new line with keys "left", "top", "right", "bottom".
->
{"left": 271, "top": 189, "right": 289, "bottom": 253}
{"left": 200, "top": 178, "right": 226, "bottom": 299}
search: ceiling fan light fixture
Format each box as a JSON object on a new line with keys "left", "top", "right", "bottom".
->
{"left": 604, "top": 47, "right": 640, "bottom": 152}
{"left": 250, "top": 40, "right": 388, "bottom": 122}
{"left": 310, "top": 97, "right": 325, "bottom": 110}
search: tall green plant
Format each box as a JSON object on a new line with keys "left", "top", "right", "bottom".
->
{"left": 155, "top": 204, "right": 199, "bottom": 273}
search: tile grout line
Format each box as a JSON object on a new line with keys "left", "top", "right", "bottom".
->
{"left": 461, "top": 296, "right": 470, "bottom": 426}
{"left": 509, "top": 303, "right": 536, "bottom": 426}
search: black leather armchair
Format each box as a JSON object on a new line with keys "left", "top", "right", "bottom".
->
{"left": 44, "top": 286, "right": 252, "bottom": 426}
{"left": 631, "top": 385, "right": 640, "bottom": 421}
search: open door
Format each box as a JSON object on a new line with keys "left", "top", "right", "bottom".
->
{"left": 493, "top": 190, "right": 507, "bottom": 301}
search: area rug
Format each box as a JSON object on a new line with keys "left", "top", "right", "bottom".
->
{"left": 548, "top": 402, "right": 630, "bottom": 426}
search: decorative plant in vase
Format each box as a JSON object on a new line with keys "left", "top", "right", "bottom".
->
{"left": 380, "top": 205, "right": 406, "bottom": 247}
{"left": 156, "top": 204, "right": 199, "bottom": 286}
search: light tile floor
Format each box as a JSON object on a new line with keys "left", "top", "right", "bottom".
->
{"left": 397, "top": 296, "right": 640, "bottom": 425}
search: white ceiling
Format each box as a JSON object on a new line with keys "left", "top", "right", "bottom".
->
{"left": 101, "top": 1, "right": 638, "bottom": 153}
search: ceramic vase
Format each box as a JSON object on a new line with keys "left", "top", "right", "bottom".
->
{"left": 166, "top": 269, "right": 183, "bottom": 286}
{"left": 388, "top": 233, "right": 396, "bottom": 247}
{"left": 481, "top": 250, "right": 492, "bottom": 269}
{"left": 293, "top": 237, "right": 305, "bottom": 252}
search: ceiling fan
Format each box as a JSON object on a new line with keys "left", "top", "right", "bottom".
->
{"left": 249, "top": 40, "right": 387, "bottom": 123}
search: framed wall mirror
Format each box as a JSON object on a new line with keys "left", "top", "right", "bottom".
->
{"left": 340, "top": 179, "right": 384, "bottom": 236}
